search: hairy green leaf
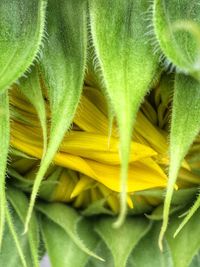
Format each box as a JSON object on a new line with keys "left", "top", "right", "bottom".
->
{"left": 41, "top": 216, "right": 99, "bottom": 267}
{"left": 37, "top": 202, "right": 103, "bottom": 262}
{"left": 7, "top": 187, "right": 39, "bottom": 267}
{"left": 153, "top": 0, "right": 200, "bottom": 79}
{"left": 128, "top": 223, "right": 173, "bottom": 267}
{"left": 0, "top": 0, "right": 47, "bottom": 92}
{"left": 159, "top": 73, "right": 200, "bottom": 248}
{"left": 94, "top": 216, "right": 151, "bottom": 267}
{"left": 0, "top": 207, "right": 29, "bottom": 267}
{"left": 40, "top": 217, "right": 89, "bottom": 267}
{"left": 89, "top": 0, "right": 159, "bottom": 225}
{"left": 166, "top": 210, "right": 200, "bottom": 267}
{"left": 25, "top": 0, "right": 87, "bottom": 231}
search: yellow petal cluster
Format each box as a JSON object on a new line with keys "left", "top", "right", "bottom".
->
{"left": 9, "top": 79, "right": 200, "bottom": 213}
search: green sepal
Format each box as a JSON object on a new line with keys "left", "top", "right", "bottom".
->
{"left": 36, "top": 202, "right": 103, "bottom": 262}
{"left": 93, "top": 216, "right": 151, "bottom": 267}
{"left": 89, "top": 0, "right": 159, "bottom": 225}
{"left": 0, "top": 205, "right": 32, "bottom": 267}
{"left": 83, "top": 205, "right": 200, "bottom": 267}
{"left": 7, "top": 186, "right": 40, "bottom": 267}
{"left": 128, "top": 214, "right": 200, "bottom": 267}
{"left": 0, "top": 0, "right": 47, "bottom": 92}
{"left": 146, "top": 188, "right": 197, "bottom": 220}
{"left": 40, "top": 216, "right": 99, "bottom": 267}
{"left": 166, "top": 210, "right": 200, "bottom": 267}
{"left": 160, "top": 73, "right": 200, "bottom": 248}
{"left": 153, "top": 0, "right": 200, "bottom": 79}
{"left": 128, "top": 223, "right": 173, "bottom": 267}
{"left": 25, "top": 0, "right": 88, "bottom": 232}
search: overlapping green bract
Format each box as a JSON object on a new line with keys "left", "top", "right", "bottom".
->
{"left": 159, "top": 74, "right": 200, "bottom": 248}
{"left": 1, "top": 0, "right": 200, "bottom": 266}
{"left": 0, "top": 0, "right": 47, "bottom": 250}
{"left": 94, "top": 217, "right": 150, "bottom": 267}
{"left": 3, "top": 185, "right": 200, "bottom": 267}
{"left": 7, "top": 187, "right": 40, "bottom": 267}
{"left": 89, "top": 0, "right": 159, "bottom": 226}
{"left": 0, "top": 0, "right": 47, "bottom": 92}
{"left": 166, "top": 211, "right": 200, "bottom": 267}
{"left": 37, "top": 203, "right": 102, "bottom": 261}
{"left": 153, "top": 0, "right": 200, "bottom": 79}
{"left": 25, "top": 0, "right": 88, "bottom": 232}
{"left": 40, "top": 218, "right": 92, "bottom": 267}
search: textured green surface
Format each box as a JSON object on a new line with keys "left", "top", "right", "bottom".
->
{"left": 37, "top": 202, "right": 102, "bottom": 261}
{"left": 0, "top": 0, "right": 46, "bottom": 92}
{"left": 160, "top": 73, "right": 200, "bottom": 247}
{"left": 0, "top": 1, "right": 200, "bottom": 267}
{"left": 41, "top": 217, "right": 91, "bottom": 267}
{"left": 94, "top": 217, "right": 151, "bottom": 267}
{"left": 89, "top": 0, "right": 159, "bottom": 226}
{"left": 25, "top": 0, "right": 88, "bottom": 231}
{"left": 153, "top": 0, "right": 200, "bottom": 78}
{"left": 7, "top": 187, "right": 39, "bottom": 267}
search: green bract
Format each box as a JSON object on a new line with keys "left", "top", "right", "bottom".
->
{"left": 159, "top": 74, "right": 200, "bottom": 247}
{"left": 89, "top": 0, "right": 160, "bottom": 226}
{"left": 153, "top": 0, "right": 200, "bottom": 79}
{"left": 1, "top": 0, "right": 200, "bottom": 267}
{"left": 25, "top": 0, "right": 87, "bottom": 231}
{"left": 0, "top": 0, "right": 47, "bottom": 92}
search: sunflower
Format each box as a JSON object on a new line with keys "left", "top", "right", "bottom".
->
{"left": 9, "top": 74, "right": 200, "bottom": 213}
{"left": 1, "top": 1, "right": 200, "bottom": 267}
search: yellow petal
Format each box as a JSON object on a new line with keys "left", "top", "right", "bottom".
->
{"left": 70, "top": 175, "right": 94, "bottom": 198}
{"left": 11, "top": 136, "right": 167, "bottom": 193}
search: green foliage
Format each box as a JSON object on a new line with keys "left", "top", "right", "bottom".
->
{"left": 166, "top": 209, "right": 200, "bottom": 267}
{"left": 1, "top": 187, "right": 42, "bottom": 266}
{"left": 160, "top": 74, "right": 200, "bottom": 248}
{"left": 7, "top": 187, "right": 40, "bottom": 267}
{"left": 36, "top": 202, "right": 103, "bottom": 261}
{"left": 94, "top": 217, "right": 151, "bottom": 267}
{"left": 1, "top": 0, "right": 200, "bottom": 266}
{"left": 0, "top": 204, "right": 34, "bottom": 267}
{"left": 128, "top": 223, "right": 173, "bottom": 267}
{"left": 40, "top": 217, "right": 92, "bottom": 267}
{"left": 0, "top": 0, "right": 47, "bottom": 92}
{"left": 25, "top": 0, "right": 88, "bottom": 232}
{"left": 89, "top": 0, "right": 160, "bottom": 226}
{"left": 153, "top": 0, "right": 200, "bottom": 79}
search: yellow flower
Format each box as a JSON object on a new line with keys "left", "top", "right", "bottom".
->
{"left": 9, "top": 75, "right": 200, "bottom": 213}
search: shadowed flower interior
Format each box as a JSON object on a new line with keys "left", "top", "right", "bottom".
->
{"left": 9, "top": 73, "right": 200, "bottom": 213}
